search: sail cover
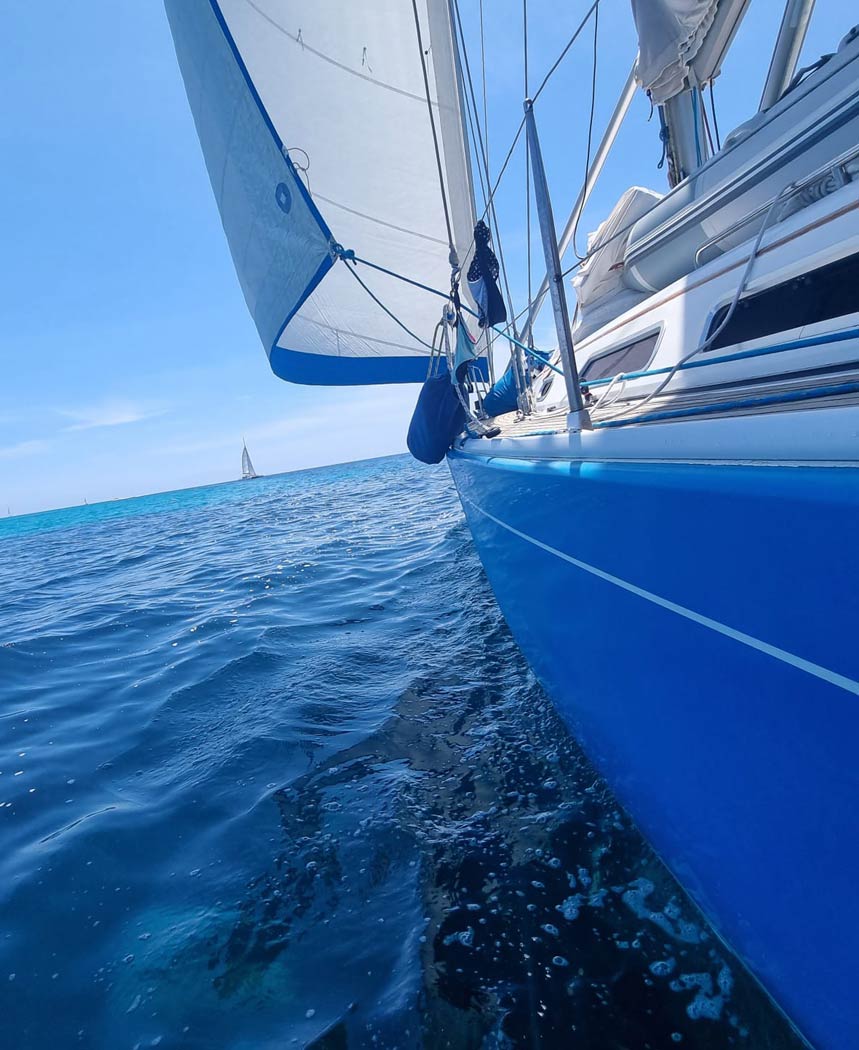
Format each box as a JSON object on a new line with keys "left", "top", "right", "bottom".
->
{"left": 631, "top": 0, "right": 749, "bottom": 103}
{"left": 164, "top": 0, "right": 476, "bottom": 385}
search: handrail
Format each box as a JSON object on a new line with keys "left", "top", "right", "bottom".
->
{"left": 582, "top": 325, "right": 859, "bottom": 389}
{"left": 694, "top": 141, "right": 859, "bottom": 267}
{"left": 593, "top": 378, "right": 859, "bottom": 429}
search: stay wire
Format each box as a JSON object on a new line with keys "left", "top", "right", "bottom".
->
{"left": 531, "top": 0, "right": 599, "bottom": 105}
{"left": 340, "top": 259, "right": 436, "bottom": 352}
{"left": 360, "top": 0, "right": 604, "bottom": 365}
{"left": 709, "top": 79, "right": 722, "bottom": 151}
{"left": 572, "top": 2, "right": 599, "bottom": 260}
{"left": 410, "top": 0, "right": 456, "bottom": 260}
{"left": 700, "top": 90, "right": 716, "bottom": 156}
{"left": 344, "top": 252, "right": 563, "bottom": 376}
{"left": 462, "top": 0, "right": 601, "bottom": 267}
{"left": 480, "top": 0, "right": 489, "bottom": 171}
{"left": 461, "top": 62, "right": 490, "bottom": 210}
{"left": 524, "top": 0, "right": 533, "bottom": 331}
{"left": 451, "top": 0, "right": 492, "bottom": 205}
{"left": 451, "top": 0, "right": 518, "bottom": 334}
{"left": 477, "top": 2, "right": 498, "bottom": 379}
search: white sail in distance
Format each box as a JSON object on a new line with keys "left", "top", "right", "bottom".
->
{"left": 241, "top": 441, "right": 258, "bottom": 479}
{"left": 165, "top": 0, "right": 477, "bottom": 385}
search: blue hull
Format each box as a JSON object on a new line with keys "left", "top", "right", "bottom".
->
{"left": 448, "top": 448, "right": 859, "bottom": 1049}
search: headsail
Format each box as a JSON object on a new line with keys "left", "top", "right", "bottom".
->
{"left": 165, "top": 0, "right": 476, "bottom": 386}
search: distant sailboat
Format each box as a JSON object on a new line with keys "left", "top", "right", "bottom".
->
{"left": 241, "top": 440, "right": 260, "bottom": 481}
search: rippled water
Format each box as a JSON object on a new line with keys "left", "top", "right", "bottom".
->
{"left": 0, "top": 456, "right": 803, "bottom": 1049}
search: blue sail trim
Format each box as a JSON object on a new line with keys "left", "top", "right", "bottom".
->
{"left": 270, "top": 348, "right": 490, "bottom": 386}
{"left": 203, "top": 0, "right": 332, "bottom": 241}
{"left": 164, "top": 0, "right": 334, "bottom": 354}
{"left": 269, "top": 347, "right": 444, "bottom": 386}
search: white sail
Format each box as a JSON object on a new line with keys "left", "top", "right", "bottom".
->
{"left": 241, "top": 442, "right": 258, "bottom": 479}
{"left": 165, "top": 0, "right": 476, "bottom": 385}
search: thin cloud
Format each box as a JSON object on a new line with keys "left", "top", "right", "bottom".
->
{"left": 0, "top": 439, "right": 50, "bottom": 460}
{"left": 59, "top": 399, "right": 167, "bottom": 432}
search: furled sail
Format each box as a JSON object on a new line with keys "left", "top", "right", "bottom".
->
{"left": 631, "top": 0, "right": 750, "bottom": 103}
{"left": 164, "top": 0, "right": 477, "bottom": 385}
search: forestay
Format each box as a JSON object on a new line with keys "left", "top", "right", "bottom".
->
{"left": 165, "top": 0, "right": 476, "bottom": 385}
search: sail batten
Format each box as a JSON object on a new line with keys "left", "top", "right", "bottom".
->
{"left": 165, "top": 0, "right": 476, "bottom": 386}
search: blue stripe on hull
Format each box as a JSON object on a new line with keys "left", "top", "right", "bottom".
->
{"left": 448, "top": 448, "right": 859, "bottom": 1049}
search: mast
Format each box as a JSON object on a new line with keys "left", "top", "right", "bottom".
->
{"left": 759, "top": 0, "right": 816, "bottom": 111}
{"left": 631, "top": 0, "right": 751, "bottom": 184}
{"left": 660, "top": 89, "right": 710, "bottom": 186}
{"left": 524, "top": 99, "right": 590, "bottom": 432}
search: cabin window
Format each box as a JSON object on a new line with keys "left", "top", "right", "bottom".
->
{"left": 705, "top": 251, "right": 859, "bottom": 351}
{"left": 581, "top": 331, "right": 659, "bottom": 382}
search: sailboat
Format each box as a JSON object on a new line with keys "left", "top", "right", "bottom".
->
{"left": 165, "top": 2, "right": 859, "bottom": 1044}
{"left": 241, "top": 440, "right": 259, "bottom": 480}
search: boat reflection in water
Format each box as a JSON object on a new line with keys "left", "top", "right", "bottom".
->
{"left": 206, "top": 669, "right": 803, "bottom": 1047}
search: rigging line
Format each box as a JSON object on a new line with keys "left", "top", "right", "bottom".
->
{"left": 476, "top": 116, "right": 525, "bottom": 230}
{"left": 462, "top": 67, "right": 490, "bottom": 209}
{"left": 458, "top": 0, "right": 598, "bottom": 302}
{"left": 700, "top": 89, "right": 716, "bottom": 155}
{"left": 531, "top": 0, "right": 600, "bottom": 105}
{"left": 451, "top": 0, "right": 491, "bottom": 198}
{"left": 451, "top": 0, "right": 518, "bottom": 333}
{"left": 479, "top": 0, "right": 488, "bottom": 173}
{"left": 458, "top": 50, "right": 489, "bottom": 209}
{"left": 709, "top": 79, "right": 722, "bottom": 152}
{"left": 458, "top": 0, "right": 600, "bottom": 253}
{"left": 524, "top": 0, "right": 533, "bottom": 328}
{"left": 410, "top": 0, "right": 456, "bottom": 259}
{"left": 340, "top": 259, "right": 436, "bottom": 352}
{"left": 572, "top": 2, "right": 599, "bottom": 260}
{"left": 346, "top": 253, "right": 563, "bottom": 374}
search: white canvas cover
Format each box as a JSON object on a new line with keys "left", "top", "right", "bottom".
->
{"left": 165, "top": 0, "right": 476, "bottom": 385}
{"left": 631, "top": 0, "right": 747, "bottom": 103}
{"left": 571, "top": 186, "right": 662, "bottom": 340}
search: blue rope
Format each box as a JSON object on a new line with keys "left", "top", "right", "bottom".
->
{"left": 343, "top": 252, "right": 564, "bottom": 377}
{"left": 593, "top": 380, "right": 859, "bottom": 429}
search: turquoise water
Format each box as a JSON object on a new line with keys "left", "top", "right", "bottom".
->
{"left": 0, "top": 456, "right": 801, "bottom": 1048}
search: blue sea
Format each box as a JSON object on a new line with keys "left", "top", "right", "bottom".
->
{"left": 0, "top": 455, "right": 802, "bottom": 1049}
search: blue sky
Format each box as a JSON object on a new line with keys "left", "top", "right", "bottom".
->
{"left": 0, "top": 1, "right": 844, "bottom": 514}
